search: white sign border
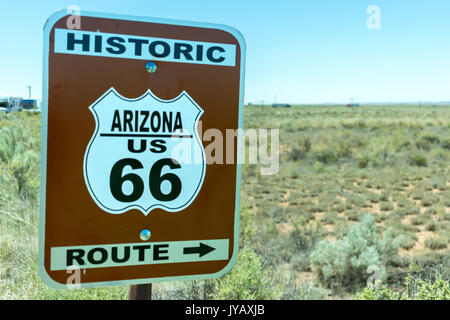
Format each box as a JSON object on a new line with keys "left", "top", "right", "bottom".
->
{"left": 39, "top": 9, "right": 246, "bottom": 289}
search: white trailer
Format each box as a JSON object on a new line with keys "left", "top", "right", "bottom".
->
{"left": 8, "top": 97, "right": 23, "bottom": 112}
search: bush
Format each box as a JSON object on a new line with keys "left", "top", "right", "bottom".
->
{"left": 410, "top": 154, "right": 428, "bottom": 167}
{"left": 355, "top": 274, "right": 450, "bottom": 300}
{"left": 420, "top": 132, "right": 440, "bottom": 144}
{"left": 312, "top": 142, "right": 337, "bottom": 164}
{"left": 400, "top": 234, "right": 417, "bottom": 250}
{"left": 415, "top": 133, "right": 439, "bottom": 150}
{"left": 425, "top": 221, "right": 438, "bottom": 232}
{"left": 313, "top": 161, "right": 326, "bottom": 173}
{"left": 310, "top": 215, "right": 403, "bottom": 292}
{"left": 424, "top": 237, "right": 448, "bottom": 250}
{"left": 357, "top": 154, "right": 369, "bottom": 168}
{"left": 10, "top": 150, "right": 40, "bottom": 200}
{"left": 442, "top": 138, "right": 450, "bottom": 150}
{"left": 213, "top": 247, "right": 281, "bottom": 299}
{"left": 276, "top": 271, "right": 327, "bottom": 300}
{"left": 153, "top": 280, "right": 215, "bottom": 300}
{"left": 288, "top": 147, "right": 306, "bottom": 161}
{"left": 287, "top": 138, "right": 312, "bottom": 161}
{"left": 355, "top": 284, "right": 402, "bottom": 300}
{"left": 406, "top": 274, "right": 450, "bottom": 299}
{"left": 290, "top": 216, "right": 326, "bottom": 251}
{"left": 0, "top": 126, "right": 18, "bottom": 162}
{"left": 153, "top": 247, "right": 282, "bottom": 300}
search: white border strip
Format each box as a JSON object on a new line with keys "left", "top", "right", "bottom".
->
{"left": 50, "top": 239, "right": 229, "bottom": 271}
{"left": 54, "top": 28, "right": 237, "bottom": 66}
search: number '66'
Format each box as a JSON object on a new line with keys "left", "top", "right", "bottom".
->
{"left": 109, "top": 158, "right": 182, "bottom": 202}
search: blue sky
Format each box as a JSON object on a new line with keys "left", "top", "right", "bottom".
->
{"left": 1, "top": 0, "right": 449, "bottom": 104}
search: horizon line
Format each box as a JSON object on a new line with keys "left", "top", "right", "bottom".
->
{"left": 246, "top": 101, "right": 450, "bottom": 106}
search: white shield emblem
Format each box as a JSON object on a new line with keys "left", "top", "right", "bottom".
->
{"left": 83, "top": 88, "right": 206, "bottom": 215}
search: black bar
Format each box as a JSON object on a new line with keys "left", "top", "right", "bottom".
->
{"left": 100, "top": 133, "right": 193, "bottom": 138}
{"left": 183, "top": 247, "right": 198, "bottom": 255}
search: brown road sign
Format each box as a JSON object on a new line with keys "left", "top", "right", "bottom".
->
{"left": 39, "top": 10, "right": 245, "bottom": 288}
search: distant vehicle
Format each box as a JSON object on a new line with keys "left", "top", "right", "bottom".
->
{"left": 346, "top": 103, "right": 360, "bottom": 108}
{"left": 272, "top": 103, "right": 291, "bottom": 108}
{"left": 0, "top": 97, "right": 41, "bottom": 113}
{"left": 8, "top": 97, "right": 23, "bottom": 112}
{"left": 0, "top": 97, "right": 10, "bottom": 113}
{"left": 22, "top": 99, "right": 38, "bottom": 110}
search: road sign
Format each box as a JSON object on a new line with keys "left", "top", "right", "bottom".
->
{"left": 39, "top": 10, "right": 245, "bottom": 288}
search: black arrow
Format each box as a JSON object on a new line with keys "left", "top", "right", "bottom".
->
{"left": 183, "top": 243, "right": 216, "bottom": 257}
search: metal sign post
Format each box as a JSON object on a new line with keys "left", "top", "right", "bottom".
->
{"left": 129, "top": 284, "right": 152, "bottom": 300}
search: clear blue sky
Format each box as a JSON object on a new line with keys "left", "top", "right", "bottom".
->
{"left": 1, "top": 0, "right": 449, "bottom": 104}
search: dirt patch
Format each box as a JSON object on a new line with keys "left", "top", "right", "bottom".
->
{"left": 368, "top": 202, "right": 381, "bottom": 214}
{"left": 275, "top": 222, "right": 295, "bottom": 235}
{"left": 279, "top": 190, "right": 292, "bottom": 208}
{"left": 367, "top": 188, "right": 382, "bottom": 195}
{"left": 297, "top": 271, "right": 316, "bottom": 284}
{"left": 399, "top": 229, "right": 442, "bottom": 257}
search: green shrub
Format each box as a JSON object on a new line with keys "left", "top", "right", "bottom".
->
{"left": 310, "top": 215, "right": 403, "bottom": 292}
{"left": 239, "top": 204, "right": 257, "bottom": 247}
{"left": 213, "top": 247, "right": 281, "bottom": 299}
{"left": 355, "top": 284, "right": 402, "bottom": 300}
{"left": 420, "top": 132, "right": 440, "bottom": 144}
{"left": 287, "top": 137, "right": 312, "bottom": 161}
{"left": 313, "top": 161, "right": 326, "bottom": 173}
{"left": 410, "top": 154, "right": 428, "bottom": 167}
{"left": 425, "top": 220, "right": 438, "bottom": 232}
{"left": 405, "top": 274, "right": 450, "bottom": 300}
{"left": 290, "top": 216, "right": 326, "bottom": 251}
{"left": 357, "top": 154, "right": 369, "bottom": 168}
{"left": 415, "top": 133, "right": 440, "bottom": 150}
{"left": 400, "top": 234, "right": 417, "bottom": 250}
{"left": 277, "top": 272, "right": 326, "bottom": 300}
{"left": 355, "top": 275, "right": 450, "bottom": 300}
{"left": 312, "top": 142, "right": 337, "bottom": 164}
{"left": 288, "top": 147, "right": 306, "bottom": 161}
{"left": 336, "top": 140, "right": 352, "bottom": 158}
{"left": 0, "top": 126, "right": 17, "bottom": 162}
{"left": 410, "top": 215, "right": 426, "bottom": 226}
{"left": 380, "top": 202, "right": 394, "bottom": 212}
{"left": 442, "top": 138, "right": 450, "bottom": 150}
{"left": 424, "top": 237, "right": 448, "bottom": 250}
{"left": 10, "top": 150, "right": 40, "bottom": 200}
{"left": 153, "top": 280, "right": 215, "bottom": 300}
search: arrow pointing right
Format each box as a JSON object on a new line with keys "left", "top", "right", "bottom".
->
{"left": 183, "top": 242, "right": 216, "bottom": 258}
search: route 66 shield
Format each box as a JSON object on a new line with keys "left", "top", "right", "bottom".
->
{"left": 83, "top": 87, "right": 206, "bottom": 215}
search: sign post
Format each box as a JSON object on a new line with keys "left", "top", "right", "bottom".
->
{"left": 40, "top": 10, "right": 245, "bottom": 289}
{"left": 129, "top": 284, "right": 152, "bottom": 300}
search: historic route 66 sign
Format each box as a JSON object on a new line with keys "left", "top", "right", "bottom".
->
{"left": 84, "top": 88, "right": 205, "bottom": 215}
{"left": 39, "top": 10, "right": 245, "bottom": 288}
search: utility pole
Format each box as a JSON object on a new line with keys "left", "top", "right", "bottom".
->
{"left": 26, "top": 86, "right": 31, "bottom": 99}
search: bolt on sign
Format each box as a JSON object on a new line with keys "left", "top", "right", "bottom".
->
{"left": 39, "top": 10, "right": 245, "bottom": 288}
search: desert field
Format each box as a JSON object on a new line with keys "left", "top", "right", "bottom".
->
{"left": 0, "top": 104, "right": 449, "bottom": 299}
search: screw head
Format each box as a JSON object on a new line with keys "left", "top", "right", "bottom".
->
{"left": 145, "top": 61, "right": 157, "bottom": 74}
{"left": 140, "top": 229, "right": 151, "bottom": 241}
